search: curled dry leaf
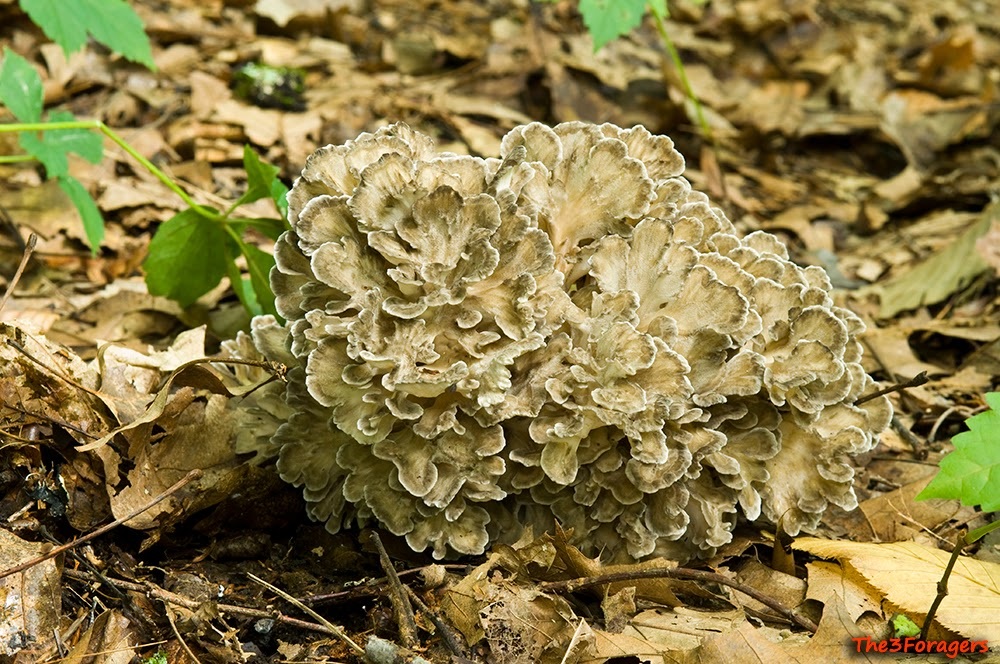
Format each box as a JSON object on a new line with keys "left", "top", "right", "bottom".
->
{"left": 235, "top": 121, "right": 892, "bottom": 561}
{"left": 0, "top": 529, "right": 61, "bottom": 657}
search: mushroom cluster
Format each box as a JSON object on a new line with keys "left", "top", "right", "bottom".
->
{"left": 235, "top": 122, "right": 891, "bottom": 561}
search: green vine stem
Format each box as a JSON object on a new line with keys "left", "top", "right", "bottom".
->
{"left": 0, "top": 119, "right": 217, "bottom": 220}
{"left": 646, "top": 2, "right": 712, "bottom": 143}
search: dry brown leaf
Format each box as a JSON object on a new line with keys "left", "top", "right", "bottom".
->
{"left": 213, "top": 100, "right": 283, "bottom": 147}
{"left": 794, "top": 537, "right": 1000, "bottom": 642}
{"left": 0, "top": 179, "right": 88, "bottom": 246}
{"left": 0, "top": 529, "right": 61, "bottom": 657}
{"left": 441, "top": 551, "right": 594, "bottom": 662}
{"left": 58, "top": 610, "right": 136, "bottom": 664}
{"left": 189, "top": 71, "right": 232, "bottom": 120}
{"left": 441, "top": 554, "right": 495, "bottom": 643}
{"left": 730, "top": 559, "right": 806, "bottom": 620}
{"left": 783, "top": 595, "right": 879, "bottom": 663}
{"left": 870, "top": 204, "right": 994, "bottom": 319}
{"left": 479, "top": 583, "right": 593, "bottom": 664}
{"left": 105, "top": 394, "right": 251, "bottom": 532}
{"left": 880, "top": 90, "right": 991, "bottom": 169}
{"left": 677, "top": 620, "right": 797, "bottom": 663}
{"left": 587, "top": 607, "right": 747, "bottom": 662}
{"left": 254, "top": 0, "right": 360, "bottom": 28}
{"left": 600, "top": 586, "right": 635, "bottom": 634}
{"left": 97, "top": 179, "right": 170, "bottom": 212}
{"left": 857, "top": 477, "right": 966, "bottom": 544}
{"left": 804, "top": 561, "right": 884, "bottom": 623}
{"left": 0, "top": 322, "right": 109, "bottom": 448}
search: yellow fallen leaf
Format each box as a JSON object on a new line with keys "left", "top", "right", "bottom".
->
{"left": 794, "top": 537, "right": 1000, "bottom": 642}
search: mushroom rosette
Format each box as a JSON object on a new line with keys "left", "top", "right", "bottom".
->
{"left": 241, "top": 122, "right": 891, "bottom": 560}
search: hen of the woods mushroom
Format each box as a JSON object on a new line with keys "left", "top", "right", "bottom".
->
{"left": 227, "top": 121, "right": 892, "bottom": 562}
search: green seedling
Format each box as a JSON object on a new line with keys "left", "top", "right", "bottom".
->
{"left": 538, "top": 0, "right": 711, "bottom": 140}
{"left": 0, "top": 48, "right": 289, "bottom": 317}
{"left": 891, "top": 613, "right": 921, "bottom": 638}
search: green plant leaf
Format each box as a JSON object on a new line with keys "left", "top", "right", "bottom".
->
{"left": 242, "top": 242, "right": 277, "bottom": 317}
{"left": 891, "top": 614, "right": 921, "bottom": 638}
{"left": 238, "top": 146, "right": 289, "bottom": 220}
{"left": 231, "top": 217, "right": 286, "bottom": 241}
{"left": 917, "top": 392, "right": 1000, "bottom": 512}
{"left": 58, "top": 175, "right": 104, "bottom": 251}
{"left": 144, "top": 209, "right": 230, "bottom": 307}
{"left": 271, "top": 177, "right": 290, "bottom": 220}
{"left": 19, "top": 0, "right": 155, "bottom": 69}
{"left": 225, "top": 253, "right": 262, "bottom": 318}
{"left": 236, "top": 145, "right": 282, "bottom": 207}
{"left": 19, "top": 110, "right": 103, "bottom": 178}
{"left": 0, "top": 48, "right": 43, "bottom": 122}
{"left": 579, "top": 0, "right": 657, "bottom": 51}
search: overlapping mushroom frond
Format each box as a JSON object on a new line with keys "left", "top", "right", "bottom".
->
{"left": 239, "top": 121, "right": 891, "bottom": 561}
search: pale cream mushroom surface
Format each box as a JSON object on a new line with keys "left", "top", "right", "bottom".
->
{"left": 225, "top": 121, "right": 892, "bottom": 561}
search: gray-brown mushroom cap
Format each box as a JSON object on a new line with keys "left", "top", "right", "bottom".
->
{"left": 241, "top": 122, "right": 892, "bottom": 561}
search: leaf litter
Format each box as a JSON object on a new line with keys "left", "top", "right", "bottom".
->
{"left": 1, "top": 0, "right": 999, "bottom": 661}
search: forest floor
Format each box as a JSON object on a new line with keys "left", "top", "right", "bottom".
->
{"left": 1, "top": 0, "right": 999, "bottom": 662}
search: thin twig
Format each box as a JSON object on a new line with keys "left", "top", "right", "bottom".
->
{"left": 927, "top": 404, "right": 979, "bottom": 443}
{"left": 40, "top": 641, "right": 168, "bottom": 664}
{"left": 891, "top": 414, "right": 926, "bottom": 458}
{"left": 163, "top": 605, "right": 202, "bottom": 664}
{"left": 855, "top": 371, "right": 929, "bottom": 405}
{"left": 0, "top": 469, "right": 203, "bottom": 581}
{"left": 404, "top": 585, "right": 468, "bottom": 659}
{"left": 63, "top": 568, "right": 340, "bottom": 636}
{"left": 5, "top": 337, "right": 106, "bottom": 401}
{"left": 540, "top": 567, "right": 817, "bottom": 634}
{"left": 920, "top": 531, "right": 965, "bottom": 641}
{"left": 302, "top": 564, "right": 469, "bottom": 605}
{"left": 369, "top": 532, "right": 420, "bottom": 648}
{"left": 63, "top": 569, "right": 332, "bottom": 634}
{"left": 248, "top": 573, "right": 365, "bottom": 655}
{"left": 0, "top": 232, "right": 36, "bottom": 313}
